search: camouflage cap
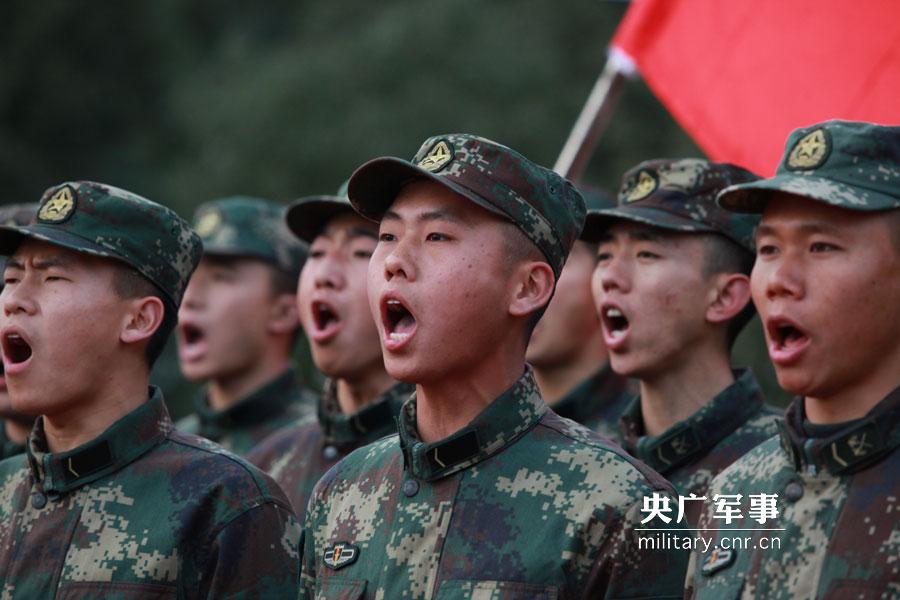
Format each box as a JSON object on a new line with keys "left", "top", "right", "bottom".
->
{"left": 0, "top": 181, "right": 201, "bottom": 308}
{"left": 0, "top": 203, "right": 38, "bottom": 278}
{"left": 718, "top": 120, "right": 900, "bottom": 213}
{"left": 581, "top": 158, "right": 760, "bottom": 251}
{"left": 193, "top": 196, "right": 307, "bottom": 278}
{"left": 347, "top": 133, "right": 586, "bottom": 277}
{"left": 285, "top": 181, "right": 354, "bottom": 244}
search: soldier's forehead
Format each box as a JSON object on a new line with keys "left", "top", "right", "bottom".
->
{"left": 10, "top": 239, "right": 79, "bottom": 263}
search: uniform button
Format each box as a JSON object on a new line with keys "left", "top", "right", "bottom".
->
{"left": 31, "top": 492, "right": 47, "bottom": 509}
{"left": 783, "top": 481, "right": 804, "bottom": 502}
{"left": 402, "top": 479, "right": 419, "bottom": 497}
{"left": 322, "top": 445, "right": 338, "bottom": 460}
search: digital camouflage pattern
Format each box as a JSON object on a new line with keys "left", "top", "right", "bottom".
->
{"left": 619, "top": 370, "right": 781, "bottom": 526}
{"left": 686, "top": 385, "right": 900, "bottom": 599}
{"left": 581, "top": 158, "right": 760, "bottom": 251}
{"left": 249, "top": 380, "right": 413, "bottom": 517}
{"left": 719, "top": 120, "right": 900, "bottom": 213}
{"left": 192, "top": 195, "right": 307, "bottom": 278}
{"left": 285, "top": 181, "right": 352, "bottom": 244}
{"left": 176, "top": 367, "right": 318, "bottom": 456}
{"left": 0, "top": 181, "right": 201, "bottom": 308}
{"left": 300, "top": 368, "right": 688, "bottom": 599}
{"left": 347, "top": 133, "right": 586, "bottom": 277}
{"left": 550, "top": 363, "right": 633, "bottom": 446}
{"left": 0, "top": 387, "right": 300, "bottom": 598}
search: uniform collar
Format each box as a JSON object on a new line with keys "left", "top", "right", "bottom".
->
{"left": 779, "top": 385, "right": 900, "bottom": 476}
{"left": 620, "top": 369, "right": 765, "bottom": 475}
{"left": 550, "top": 362, "right": 630, "bottom": 424}
{"left": 399, "top": 366, "right": 547, "bottom": 482}
{"left": 194, "top": 368, "right": 300, "bottom": 437}
{"left": 318, "top": 379, "right": 413, "bottom": 446}
{"left": 27, "top": 387, "right": 171, "bottom": 496}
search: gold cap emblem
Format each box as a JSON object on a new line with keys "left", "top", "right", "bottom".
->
{"left": 37, "top": 186, "right": 76, "bottom": 223}
{"left": 626, "top": 170, "right": 657, "bottom": 203}
{"left": 195, "top": 210, "right": 222, "bottom": 238}
{"left": 787, "top": 128, "right": 830, "bottom": 170}
{"left": 418, "top": 140, "right": 453, "bottom": 172}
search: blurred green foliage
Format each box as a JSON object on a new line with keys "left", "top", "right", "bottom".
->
{"left": 0, "top": 0, "right": 791, "bottom": 414}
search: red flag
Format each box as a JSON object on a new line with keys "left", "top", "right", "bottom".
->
{"left": 612, "top": 1, "right": 900, "bottom": 175}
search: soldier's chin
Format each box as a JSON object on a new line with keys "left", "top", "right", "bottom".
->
{"left": 382, "top": 355, "right": 424, "bottom": 385}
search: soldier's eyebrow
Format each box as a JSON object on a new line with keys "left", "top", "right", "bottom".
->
{"left": 627, "top": 229, "right": 666, "bottom": 243}
{"left": 417, "top": 209, "right": 467, "bottom": 225}
{"left": 346, "top": 227, "right": 378, "bottom": 240}
{"left": 381, "top": 208, "right": 468, "bottom": 226}
{"left": 31, "top": 255, "right": 77, "bottom": 270}
{"left": 4, "top": 257, "right": 24, "bottom": 271}
{"left": 756, "top": 222, "right": 843, "bottom": 238}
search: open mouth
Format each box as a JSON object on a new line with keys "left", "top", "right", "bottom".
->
{"left": 312, "top": 301, "right": 340, "bottom": 331}
{"left": 177, "top": 321, "right": 209, "bottom": 363}
{"left": 765, "top": 316, "right": 811, "bottom": 364}
{"left": 2, "top": 332, "right": 33, "bottom": 366}
{"left": 309, "top": 300, "right": 343, "bottom": 342}
{"left": 381, "top": 295, "right": 417, "bottom": 350}
{"left": 181, "top": 323, "right": 205, "bottom": 347}
{"left": 600, "top": 303, "right": 630, "bottom": 347}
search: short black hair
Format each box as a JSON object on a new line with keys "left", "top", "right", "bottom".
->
{"left": 700, "top": 233, "right": 756, "bottom": 347}
{"left": 110, "top": 265, "right": 176, "bottom": 368}
{"left": 501, "top": 224, "right": 552, "bottom": 341}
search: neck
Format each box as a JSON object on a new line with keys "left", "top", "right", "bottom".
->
{"left": 804, "top": 352, "right": 900, "bottom": 424}
{"left": 335, "top": 363, "right": 397, "bottom": 415}
{"left": 4, "top": 418, "right": 31, "bottom": 446}
{"left": 43, "top": 362, "right": 150, "bottom": 453}
{"left": 415, "top": 348, "right": 525, "bottom": 444}
{"left": 208, "top": 355, "right": 288, "bottom": 412}
{"left": 533, "top": 338, "right": 607, "bottom": 405}
{"left": 638, "top": 343, "right": 734, "bottom": 437}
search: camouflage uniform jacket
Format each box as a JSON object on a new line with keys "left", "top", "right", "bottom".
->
{"left": 248, "top": 379, "right": 413, "bottom": 518}
{"left": 549, "top": 362, "right": 632, "bottom": 445}
{"left": 299, "top": 367, "right": 688, "bottom": 599}
{"left": 177, "top": 367, "right": 318, "bottom": 456}
{"left": 619, "top": 370, "right": 781, "bottom": 525}
{"left": 0, "top": 388, "right": 301, "bottom": 599}
{"left": 0, "top": 420, "right": 26, "bottom": 461}
{"left": 686, "top": 385, "right": 900, "bottom": 599}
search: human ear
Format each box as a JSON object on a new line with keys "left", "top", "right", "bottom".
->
{"left": 508, "top": 261, "right": 556, "bottom": 318}
{"left": 267, "top": 293, "right": 300, "bottom": 335}
{"left": 706, "top": 273, "right": 752, "bottom": 325}
{"left": 120, "top": 296, "right": 165, "bottom": 345}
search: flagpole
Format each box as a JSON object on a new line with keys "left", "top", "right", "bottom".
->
{"left": 554, "top": 48, "right": 636, "bottom": 181}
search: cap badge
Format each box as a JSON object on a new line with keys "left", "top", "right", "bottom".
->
{"left": 787, "top": 128, "right": 830, "bottom": 170}
{"left": 323, "top": 542, "right": 359, "bottom": 570}
{"left": 195, "top": 210, "right": 222, "bottom": 238}
{"left": 418, "top": 140, "right": 453, "bottom": 172}
{"left": 37, "top": 186, "right": 76, "bottom": 224}
{"left": 626, "top": 170, "right": 657, "bottom": 203}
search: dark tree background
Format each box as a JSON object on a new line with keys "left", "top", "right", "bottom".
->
{"left": 0, "top": 1, "right": 790, "bottom": 414}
